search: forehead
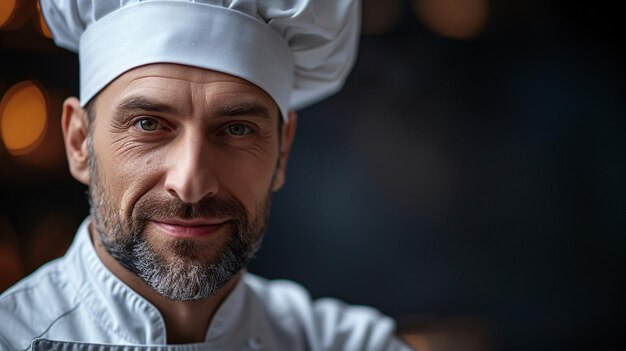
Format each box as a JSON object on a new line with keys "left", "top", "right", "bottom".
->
{"left": 96, "top": 63, "right": 279, "bottom": 117}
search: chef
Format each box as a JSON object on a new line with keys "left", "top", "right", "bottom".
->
{"left": 0, "top": 1, "right": 413, "bottom": 350}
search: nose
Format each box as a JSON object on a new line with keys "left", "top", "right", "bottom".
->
{"left": 163, "top": 131, "right": 218, "bottom": 203}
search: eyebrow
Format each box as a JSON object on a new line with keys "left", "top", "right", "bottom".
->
{"left": 114, "top": 96, "right": 177, "bottom": 116}
{"left": 221, "top": 101, "right": 272, "bottom": 119}
{"left": 113, "top": 96, "right": 273, "bottom": 120}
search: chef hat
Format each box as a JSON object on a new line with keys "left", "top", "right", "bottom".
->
{"left": 40, "top": 0, "right": 360, "bottom": 119}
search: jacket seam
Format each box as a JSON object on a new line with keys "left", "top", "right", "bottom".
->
{"left": 20, "top": 304, "right": 80, "bottom": 351}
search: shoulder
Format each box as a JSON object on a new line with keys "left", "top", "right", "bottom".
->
{"left": 241, "top": 273, "right": 412, "bottom": 351}
{"left": 310, "top": 297, "right": 413, "bottom": 350}
{"left": 0, "top": 258, "right": 78, "bottom": 350}
{"left": 243, "top": 273, "right": 312, "bottom": 315}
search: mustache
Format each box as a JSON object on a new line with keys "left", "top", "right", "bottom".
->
{"left": 132, "top": 194, "right": 248, "bottom": 222}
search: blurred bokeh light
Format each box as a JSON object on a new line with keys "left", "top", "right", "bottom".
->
{"left": 0, "top": 80, "right": 48, "bottom": 156}
{"left": 0, "top": 0, "right": 32, "bottom": 31}
{"left": 413, "top": 0, "right": 489, "bottom": 39}
{"left": 0, "top": 0, "right": 17, "bottom": 29}
{"left": 35, "top": 1, "right": 51, "bottom": 39}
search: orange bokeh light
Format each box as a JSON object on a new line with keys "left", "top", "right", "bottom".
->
{"left": 0, "top": 0, "right": 17, "bottom": 28}
{"left": 36, "top": 0, "right": 52, "bottom": 38}
{"left": 0, "top": 81, "right": 48, "bottom": 156}
{"left": 414, "top": 0, "right": 489, "bottom": 39}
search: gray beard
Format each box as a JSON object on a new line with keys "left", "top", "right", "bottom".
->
{"left": 98, "top": 225, "right": 259, "bottom": 301}
{"left": 87, "top": 139, "right": 270, "bottom": 301}
{"left": 95, "top": 213, "right": 264, "bottom": 301}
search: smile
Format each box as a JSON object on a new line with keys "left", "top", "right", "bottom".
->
{"left": 150, "top": 219, "right": 229, "bottom": 239}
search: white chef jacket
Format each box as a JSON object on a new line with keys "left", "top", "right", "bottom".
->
{"left": 0, "top": 219, "right": 413, "bottom": 351}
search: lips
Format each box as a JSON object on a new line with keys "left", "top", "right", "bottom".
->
{"left": 150, "top": 219, "right": 229, "bottom": 239}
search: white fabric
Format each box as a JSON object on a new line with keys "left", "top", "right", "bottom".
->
{"left": 0, "top": 218, "right": 412, "bottom": 351}
{"left": 39, "top": 0, "right": 360, "bottom": 119}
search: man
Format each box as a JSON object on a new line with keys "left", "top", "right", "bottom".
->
{"left": 0, "top": 1, "right": 414, "bottom": 350}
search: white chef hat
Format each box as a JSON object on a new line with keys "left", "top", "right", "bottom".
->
{"left": 40, "top": 0, "right": 360, "bottom": 119}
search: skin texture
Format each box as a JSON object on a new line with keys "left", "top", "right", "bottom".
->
{"left": 61, "top": 63, "right": 297, "bottom": 344}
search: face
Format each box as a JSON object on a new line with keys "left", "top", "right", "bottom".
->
{"left": 68, "top": 64, "right": 294, "bottom": 301}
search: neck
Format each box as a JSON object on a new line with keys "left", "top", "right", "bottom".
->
{"left": 89, "top": 222, "right": 241, "bottom": 344}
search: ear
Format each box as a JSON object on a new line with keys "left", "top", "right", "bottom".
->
{"left": 61, "top": 97, "right": 90, "bottom": 185}
{"left": 271, "top": 111, "right": 297, "bottom": 191}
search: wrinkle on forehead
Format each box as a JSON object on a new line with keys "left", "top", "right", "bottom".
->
{"left": 127, "top": 75, "right": 259, "bottom": 87}
{"left": 122, "top": 76, "right": 266, "bottom": 100}
{"left": 101, "top": 64, "right": 279, "bottom": 119}
{"left": 117, "top": 63, "right": 259, "bottom": 87}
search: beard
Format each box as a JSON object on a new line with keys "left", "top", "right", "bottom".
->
{"left": 87, "top": 142, "right": 271, "bottom": 301}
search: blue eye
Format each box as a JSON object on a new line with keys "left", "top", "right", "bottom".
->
{"left": 135, "top": 118, "right": 161, "bottom": 131}
{"left": 226, "top": 123, "right": 252, "bottom": 136}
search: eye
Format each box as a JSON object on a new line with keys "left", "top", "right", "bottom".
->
{"left": 135, "top": 118, "right": 162, "bottom": 131}
{"left": 226, "top": 123, "right": 253, "bottom": 136}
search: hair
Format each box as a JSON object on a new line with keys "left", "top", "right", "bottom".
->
{"left": 84, "top": 96, "right": 97, "bottom": 135}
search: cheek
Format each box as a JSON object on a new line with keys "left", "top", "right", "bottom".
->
{"left": 94, "top": 134, "right": 164, "bottom": 218}
{"left": 215, "top": 152, "right": 276, "bottom": 211}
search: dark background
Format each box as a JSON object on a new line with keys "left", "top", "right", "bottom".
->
{"left": 1, "top": 1, "right": 624, "bottom": 350}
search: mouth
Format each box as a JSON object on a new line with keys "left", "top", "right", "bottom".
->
{"left": 149, "top": 218, "right": 230, "bottom": 239}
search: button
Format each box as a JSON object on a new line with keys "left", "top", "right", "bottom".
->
{"left": 247, "top": 335, "right": 263, "bottom": 350}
